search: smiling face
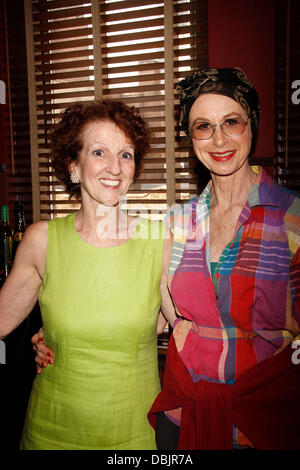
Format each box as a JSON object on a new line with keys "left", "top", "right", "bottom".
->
{"left": 188, "top": 93, "right": 252, "bottom": 177}
{"left": 71, "top": 120, "right": 135, "bottom": 208}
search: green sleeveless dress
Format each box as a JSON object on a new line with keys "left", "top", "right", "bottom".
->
{"left": 20, "top": 214, "right": 163, "bottom": 450}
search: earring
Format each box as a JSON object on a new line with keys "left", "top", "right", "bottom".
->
{"left": 70, "top": 172, "right": 80, "bottom": 184}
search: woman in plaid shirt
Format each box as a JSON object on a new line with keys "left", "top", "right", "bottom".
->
{"left": 149, "top": 67, "right": 300, "bottom": 450}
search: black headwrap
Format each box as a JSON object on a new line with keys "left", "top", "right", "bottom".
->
{"left": 177, "top": 67, "right": 261, "bottom": 153}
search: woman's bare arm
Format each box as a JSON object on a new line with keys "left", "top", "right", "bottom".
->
{"left": 159, "top": 230, "right": 178, "bottom": 329}
{"left": 0, "top": 221, "right": 48, "bottom": 339}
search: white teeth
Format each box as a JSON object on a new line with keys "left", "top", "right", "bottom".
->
{"left": 99, "top": 179, "right": 120, "bottom": 187}
{"left": 211, "top": 151, "right": 234, "bottom": 157}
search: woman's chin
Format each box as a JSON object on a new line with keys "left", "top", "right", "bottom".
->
{"left": 208, "top": 159, "right": 250, "bottom": 178}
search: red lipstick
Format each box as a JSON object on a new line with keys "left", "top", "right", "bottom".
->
{"left": 209, "top": 150, "right": 236, "bottom": 162}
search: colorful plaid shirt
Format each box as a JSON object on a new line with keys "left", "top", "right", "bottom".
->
{"left": 166, "top": 167, "right": 300, "bottom": 447}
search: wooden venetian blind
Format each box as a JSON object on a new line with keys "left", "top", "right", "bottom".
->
{"left": 25, "top": 0, "right": 208, "bottom": 220}
{"left": 275, "top": 0, "right": 300, "bottom": 192}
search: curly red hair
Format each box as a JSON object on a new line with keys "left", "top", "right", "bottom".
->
{"left": 50, "top": 99, "right": 151, "bottom": 199}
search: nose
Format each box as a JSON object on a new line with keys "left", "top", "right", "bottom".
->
{"left": 212, "top": 125, "right": 228, "bottom": 147}
{"left": 106, "top": 154, "right": 121, "bottom": 175}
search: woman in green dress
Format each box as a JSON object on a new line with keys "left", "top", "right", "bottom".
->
{"left": 0, "top": 99, "right": 174, "bottom": 450}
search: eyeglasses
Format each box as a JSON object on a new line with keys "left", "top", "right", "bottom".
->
{"left": 189, "top": 116, "right": 248, "bottom": 140}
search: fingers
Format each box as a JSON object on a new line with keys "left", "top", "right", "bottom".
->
{"left": 31, "top": 332, "right": 39, "bottom": 345}
{"left": 35, "top": 349, "right": 54, "bottom": 375}
{"left": 37, "top": 326, "right": 44, "bottom": 339}
{"left": 35, "top": 348, "right": 53, "bottom": 365}
{"left": 173, "top": 319, "right": 192, "bottom": 352}
{"left": 32, "top": 328, "right": 54, "bottom": 375}
{"left": 31, "top": 326, "right": 44, "bottom": 345}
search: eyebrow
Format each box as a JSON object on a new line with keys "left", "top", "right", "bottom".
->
{"left": 191, "top": 112, "right": 244, "bottom": 125}
{"left": 89, "top": 141, "right": 135, "bottom": 150}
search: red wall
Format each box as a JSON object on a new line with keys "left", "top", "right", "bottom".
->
{"left": 208, "top": 0, "right": 275, "bottom": 160}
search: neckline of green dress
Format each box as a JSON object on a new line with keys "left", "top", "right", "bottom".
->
{"left": 69, "top": 212, "right": 143, "bottom": 250}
